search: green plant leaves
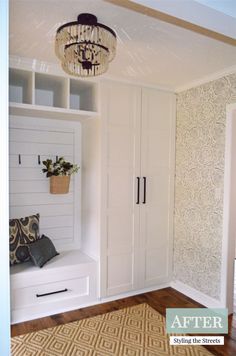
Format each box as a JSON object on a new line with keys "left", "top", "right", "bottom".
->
{"left": 42, "top": 157, "right": 79, "bottom": 177}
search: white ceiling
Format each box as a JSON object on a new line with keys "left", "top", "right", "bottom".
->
{"left": 10, "top": 0, "right": 236, "bottom": 90}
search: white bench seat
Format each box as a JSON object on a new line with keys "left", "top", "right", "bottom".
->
{"left": 10, "top": 250, "right": 98, "bottom": 324}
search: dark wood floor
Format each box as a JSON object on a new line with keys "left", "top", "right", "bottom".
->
{"left": 11, "top": 287, "right": 236, "bottom": 355}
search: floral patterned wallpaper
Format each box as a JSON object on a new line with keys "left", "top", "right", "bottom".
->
{"left": 174, "top": 73, "right": 236, "bottom": 300}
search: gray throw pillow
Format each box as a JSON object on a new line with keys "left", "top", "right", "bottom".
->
{"left": 28, "top": 235, "right": 59, "bottom": 268}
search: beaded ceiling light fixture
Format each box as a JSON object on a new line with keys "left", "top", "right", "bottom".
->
{"left": 55, "top": 13, "right": 117, "bottom": 77}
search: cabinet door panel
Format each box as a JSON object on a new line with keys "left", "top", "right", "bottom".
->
{"left": 107, "top": 253, "right": 134, "bottom": 296}
{"left": 145, "top": 203, "right": 169, "bottom": 248}
{"left": 107, "top": 211, "right": 134, "bottom": 250}
{"left": 108, "top": 167, "right": 134, "bottom": 209}
{"left": 140, "top": 88, "right": 175, "bottom": 288}
{"left": 143, "top": 171, "right": 170, "bottom": 207}
{"left": 143, "top": 91, "right": 173, "bottom": 131}
{"left": 101, "top": 82, "right": 141, "bottom": 296}
{"left": 108, "top": 127, "right": 134, "bottom": 166}
{"left": 145, "top": 246, "right": 169, "bottom": 283}
{"left": 147, "top": 132, "right": 171, "bottom": 169}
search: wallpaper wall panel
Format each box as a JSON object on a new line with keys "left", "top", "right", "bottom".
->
{"left": 174, "top": 73, "right": 236, "bottom": 300}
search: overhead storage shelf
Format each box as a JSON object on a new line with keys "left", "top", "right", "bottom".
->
{"left": 9, "top": 102, "right": 98, "bottom": 121}
{"left": 9, "top": 68, "right": 33, "bottom": 104}
{"left": 9, "top": 68, "right": 99, "bottom": 121}
{"left": 35, "top": 73, "right": 68, "bottom": 109}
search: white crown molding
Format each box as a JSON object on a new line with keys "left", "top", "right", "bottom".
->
{"left": 171, "top": 280, "right": 225, "bottom": 309}
{"left": 175, "top": 65, "right": 236, "bottom": 93}
{"left": 101, "top": 74, "right": 174, "bottom": 93}
{"left": 10, "top": 55, "right": 236, "bottom": 94}
{"left": 9, "top": 55, "right": 175, "bottom": 93}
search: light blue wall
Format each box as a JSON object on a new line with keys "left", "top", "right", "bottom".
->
{"left": 195, "top": 0, "right": 236, "bottom": 18}
{"left": 0, "top": 1, "right": 10, "bottom": 355}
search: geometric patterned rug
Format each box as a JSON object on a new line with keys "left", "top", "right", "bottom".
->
{"left": 11, "top": 303, "right": 213, "bottom": 355}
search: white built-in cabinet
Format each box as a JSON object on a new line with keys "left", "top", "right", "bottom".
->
{"left": 100, "top": 81, "right": 175, "bottom": 297}
{"left": 9, "top": 66, "right": 99, "bottom": 323}
{"left": 8, "top": 64, "right": 176, "bottom": 322}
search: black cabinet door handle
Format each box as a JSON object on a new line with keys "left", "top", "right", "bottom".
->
{"left": 36, "top": 288, "right": 68, "bottom": 298}
{"left": 143, "top": 177, "right": 147, "bottom": 204}
{"left": 136, "top": 177, "right": 140, "bottom": 204}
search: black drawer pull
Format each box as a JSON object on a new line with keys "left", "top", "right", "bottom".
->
{"left": 136, "top": 177, "right": 140, "bottom": 204}
{"left": 143, "top": 177, "right": 147, "bottom": 204}
{"left": 36, "top": 288, "right": 68, "bottom": 298}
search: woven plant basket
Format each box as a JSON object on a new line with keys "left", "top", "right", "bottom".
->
{"left": 50, "top": 176, "right": 70, "bottom": 194}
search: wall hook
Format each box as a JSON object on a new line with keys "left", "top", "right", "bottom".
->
{"left": 18, "top": 154, "right": 21, "bottom": 165}
{"left": 56, "top": 155, "right": 58, "bottom": 161}
{"left": 38, "top": 155, "right": 41, "bottom": 165}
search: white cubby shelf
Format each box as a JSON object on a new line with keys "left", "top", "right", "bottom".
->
{"left": 9, "top": 68, "right": 99, "bottom": 121}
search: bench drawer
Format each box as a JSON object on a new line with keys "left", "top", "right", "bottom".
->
{"left": 10, "top": 250, "right": 98, "bottom": 323}
{"left": 12, "top": 275, "right": 88, "bottom": 309}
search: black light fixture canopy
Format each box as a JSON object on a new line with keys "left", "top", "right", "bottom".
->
{"left": 77, "top": 13, "right": 97, "bottom": 25}
{"left": 55, "top": 13, "right": 117, "bottom": 77}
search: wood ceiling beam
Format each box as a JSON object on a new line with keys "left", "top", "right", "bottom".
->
{"left": 105, "top": 0, "right": 236, "bottom": 46}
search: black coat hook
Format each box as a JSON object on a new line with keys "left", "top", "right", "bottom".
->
{"left": 18, "top": 154, "right": 21, "bottom": 165}
{"left": 38, "top": 155, "right": 41, "bottom": 165}
{"left": 56, "top": 156, "right": 58, "bottom": 161}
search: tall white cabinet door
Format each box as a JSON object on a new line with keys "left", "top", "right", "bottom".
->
{"left": 100, "top": 82, "right": 141, "bottom": 297}
{"left": 139, "top": 88, "right": 176, "bottom": 288}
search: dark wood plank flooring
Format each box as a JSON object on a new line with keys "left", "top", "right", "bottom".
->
{"left": 11, "top": 287, "right": 236, "bottom": 356}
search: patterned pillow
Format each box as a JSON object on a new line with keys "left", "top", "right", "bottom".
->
{"left": 9, "top": 214, "right": 40, "bottom": 265}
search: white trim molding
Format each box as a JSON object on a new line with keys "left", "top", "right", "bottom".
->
{"left": 100, "top": 282, "right": 171, "bottom": 304}
{"left": 171, "top": 280, "right": 224, "bottom": 309}
{"left": 10, "top": 55, "right": 236, "bottom": 95}
{"left": 175, "top": 65, "right": 236, "bottom": 93}
{"left": 9, "top": 55, "right": 174, "bottom": 93}
{"left": 221, "top": 103, "right": 236, "bottom": 315}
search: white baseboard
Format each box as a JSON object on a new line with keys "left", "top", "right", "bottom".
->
{"left": 12, "top": 281, "right": 226, "bottom": 324}
{"left": 100, "top": 282, "right": 171, "bottom": 303}
{"left": 171, "top": 280, "right": 224, "bottom": 308}
{"left": 11, "top": 283, "right": 170, "bottom": 324}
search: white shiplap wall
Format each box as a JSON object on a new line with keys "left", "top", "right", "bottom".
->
{"left": 9, "top": 116, "right": 81, "bottom": 251}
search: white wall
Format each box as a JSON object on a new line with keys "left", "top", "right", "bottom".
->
{"left": 9, "top": 117, "right": 81, "bottom": 252}
{"left": 233, "top": 109, "right": 236, "bottom": 261}
{"left": 0, "top": 1, "right": 10, "bottom": 355}
{"left": 222, "top": 104, "right": 236, "bottom": 313}
{"left": 228, "top": 108, "right": 236, "bottom": 311}
{"left": 81, "top": 119, "right": 101, "bottom": 260}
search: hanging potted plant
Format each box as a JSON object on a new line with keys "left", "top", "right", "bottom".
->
{"left": 42, "top": 157, "right": 79, "bottom": 194}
